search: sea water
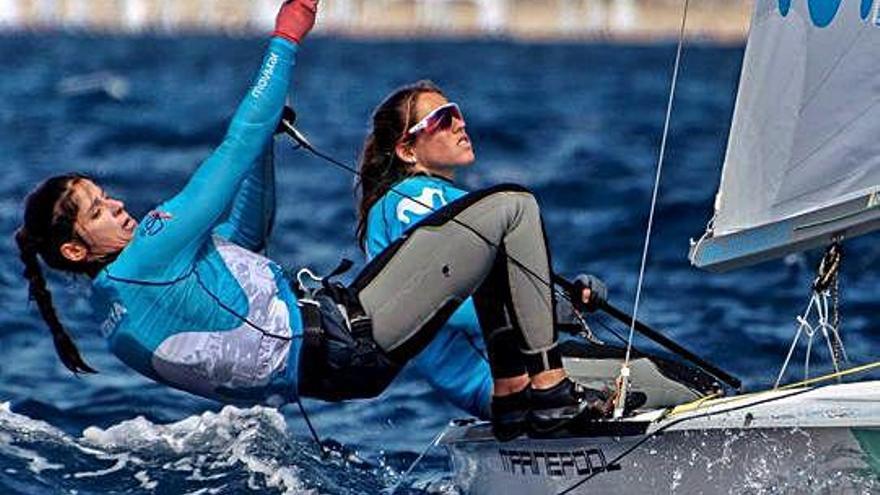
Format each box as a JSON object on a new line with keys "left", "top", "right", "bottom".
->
{"left": 0, "top": 34, "right": 877, "bottom": 494}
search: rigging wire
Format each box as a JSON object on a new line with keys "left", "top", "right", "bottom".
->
{"left": 268, "top": 130, "right": 327, "bottom": 458}
{"left": 614, "top": 0, "right": 690, "bottom": 418}
{"left": 294, "top": 395, "right": 329, "bottom": 458}
{"left": 774, "top": 242, "right": 847, "bottom": 388}
{"left": 388, "top": 423, "right": 452, "bottom": 494}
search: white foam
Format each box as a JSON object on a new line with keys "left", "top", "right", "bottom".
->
{"left": 82, "top": 405, "right": 288, "bottom": 451}
{"left": 0, "top": 403, "right": 66, "bottom": 474}
{"left": 0, "top": 402, "right": 318, "bottom": 493}
{"left": 0, "top": 431, "right": 64, "bottom": 474}
{"left": 181, "top": 488, "right": 224, "bottom": 495}
{"left": 81, "top": 405, "right": 311, "bottom": 494}
{"left": 73, "top": 455, "right": 131, "bottom": 479}
{"left": 134, "top": 470, "right": 158, "bottom": 490}
{"left": 0, "top": 402, "right": 70, "bottom": 438}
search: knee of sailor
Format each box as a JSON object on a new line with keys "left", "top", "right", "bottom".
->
{"left": 519, "top": 191, "right": 540, "bottom": 212}
{"left": 493, "top": 188, "right": 540, "bottom": 217}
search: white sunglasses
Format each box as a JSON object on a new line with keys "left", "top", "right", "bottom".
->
{"left": 406, "top": 102, "right": 464, "bottom": 136}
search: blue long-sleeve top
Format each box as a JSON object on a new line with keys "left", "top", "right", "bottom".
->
{"left": 366, "top": 174, "right": 493, "bottom": 419}
{"left": 91, "top": 38, "right": 303, "bottom": 404}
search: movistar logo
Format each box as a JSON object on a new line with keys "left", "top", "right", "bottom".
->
{"left": 142, "top": 209, "right": 172, "bottom": 236}
{"left": 100, "top": 302, "right": 127, "bottom": 337}
{"left": 778, "top": 0, "right": 875, "bottom": 27}
{"left": 251, "top": 51, "right": 279, "bottom": 99}
{"left": 397, "top": 187, "right": 446, "bottom": 225}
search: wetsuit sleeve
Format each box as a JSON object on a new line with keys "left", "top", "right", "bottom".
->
{"left": 213, "top": 143, "right": 277, "bottom": 252}
{"left": 130, "top": 38, "right": 296, "bottom": 272}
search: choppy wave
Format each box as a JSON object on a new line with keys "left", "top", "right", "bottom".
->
{"left": 0, "top": 402, "right": 467, "bottom": 494}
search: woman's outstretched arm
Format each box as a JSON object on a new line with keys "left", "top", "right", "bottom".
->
{"left": 127, "top": 1, "right": 317, "bottom": 272}
{"left": 148, "top": 38, "right": 295, "bottom": 262}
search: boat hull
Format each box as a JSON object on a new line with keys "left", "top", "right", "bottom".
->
{"left": 441, "top": 382, "right": 880, "bottom": 494}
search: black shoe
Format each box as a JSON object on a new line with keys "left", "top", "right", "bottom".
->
{"left": 528, "top": 378, "right": 609, "bottom": 435}
{"left": 491, "top": 387, "right": 530, "bottom": 441}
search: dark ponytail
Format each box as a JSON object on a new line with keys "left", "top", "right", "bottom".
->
{"left": 17, "top": 174, "right": 99, "bottom": 374}
{"left": 356, "top": 80, "right": 444, "bottom": 250}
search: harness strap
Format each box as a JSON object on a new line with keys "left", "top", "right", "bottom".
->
{"left": 320, "top": 258, "right": 354, "bottom": 291}
{"left": 292, "top": 258, "right": 376, "bottom": 364}
{"left": 298, "top": 300, "right": 324, "bottom": 349}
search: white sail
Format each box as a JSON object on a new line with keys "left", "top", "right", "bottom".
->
{"left": 692, "top": 0, "right": 880, "bottom": 270}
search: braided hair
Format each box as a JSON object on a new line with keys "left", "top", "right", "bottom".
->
{"left": 355, "top": 80, "right": 444, "bottom": 250}
{"left": 16, "top": 174, "right": 101, "bottom": 374}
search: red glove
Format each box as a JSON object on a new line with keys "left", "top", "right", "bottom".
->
{"left": 273, "top": 0, "right": 319, "bottom": 44}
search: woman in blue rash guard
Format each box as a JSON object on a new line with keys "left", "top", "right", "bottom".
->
{"left": 16, "top": 0, "right": 612, "bottom": 441}
{"left": 356, "top": 82, "right": 614, "bottom": 437}
{"left": 358, "top": 82, "right": 495, "bottom": 420}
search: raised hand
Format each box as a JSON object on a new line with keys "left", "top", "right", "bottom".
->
{"left": 273, "top": 0, "right": 319, "bottom": 44}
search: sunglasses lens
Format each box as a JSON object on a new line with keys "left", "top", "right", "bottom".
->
{"left": 425, "top": 105, "right": 461, "bottom": 134}
{"left": 449, "top": 105, "right": 463, "bottom": 121}
{"left": 408, "top": 103, "right": 465, "bottom": 136}
{"left": 425, "top": 111, "right": 449, "bottom": 134}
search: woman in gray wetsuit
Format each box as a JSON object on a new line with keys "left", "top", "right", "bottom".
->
{"left": 15, "top": 0, "right": 608, "bottom": 442}
{"left": 354, "top": 83, "right": 616, "bottom": 439}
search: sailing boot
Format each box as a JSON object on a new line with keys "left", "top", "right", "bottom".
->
{"left": 527, "top": 378, "right": 610, "bottom": 435}
{"left": 491, "top": 386, "right": 531, "bottom": 441}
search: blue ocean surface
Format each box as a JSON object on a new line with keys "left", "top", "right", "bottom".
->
{"left": 0, "top": 34, "right": 877, "bottom": 494}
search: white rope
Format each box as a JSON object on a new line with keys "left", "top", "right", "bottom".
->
{"left": 775, "top": 243, "right": 848, "bottom": 389}
{"left": 775, "top": 294, "right": 819, "bottom": 388}
{"left": 615, "top": 0, "right": 690, "bottom": 417}
{"left": 774, "top": 288, "right": 848, "bottom": 389}
{"left": 388, "top": 422, "right": 451, "bottom": 494}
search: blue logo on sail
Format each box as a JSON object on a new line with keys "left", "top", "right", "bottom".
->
{"left": 778, "top": 0, "right": 874, "bottom": 27}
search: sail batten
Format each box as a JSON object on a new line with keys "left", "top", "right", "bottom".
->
{"left": 691, "top": 0, "right": 880, "bottom": 271}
